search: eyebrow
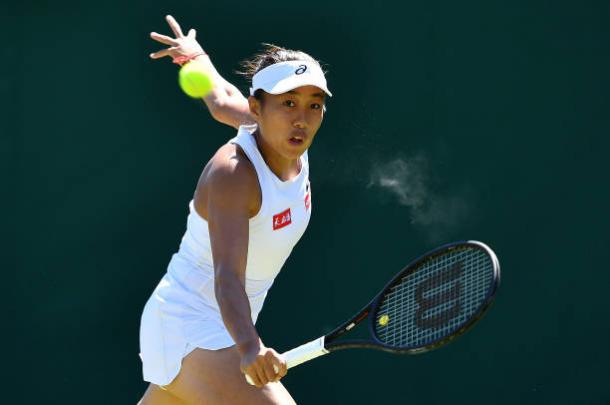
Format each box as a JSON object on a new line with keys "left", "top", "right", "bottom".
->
{"left": 287, "top": 90, "right": 326, "bottom": 99}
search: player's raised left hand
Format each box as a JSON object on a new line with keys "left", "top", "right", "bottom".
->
{"left": 149, "top": 15, "right": 205, "bottom": 60}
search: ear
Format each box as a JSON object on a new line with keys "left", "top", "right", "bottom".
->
{"left": 248, "top": 96, "right": 262, "bottom": 120}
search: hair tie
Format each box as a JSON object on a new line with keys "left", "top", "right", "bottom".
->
{"left": 173, "top": 52, "right": 207, "bottom": 66}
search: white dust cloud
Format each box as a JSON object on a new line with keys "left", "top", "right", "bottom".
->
{"left": 368, "top": 155, "right": 471, "bottom": 242}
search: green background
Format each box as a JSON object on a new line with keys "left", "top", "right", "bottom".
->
{"left": 7, "top": 0, "right": 609, "bottom": 403}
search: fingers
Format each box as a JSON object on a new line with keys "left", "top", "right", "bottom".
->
{"left": 243, "top": 361, "right": 268, "bottom": 388}
{"left": 241, "top": 347, "right": 286, "bottom": 388}
{"left": 187, "top": 28, "right": 196, "bottom": 38}
{"left": 269, "top": 351, "right": 287, "bottom": 380}
{"left": 150, "top": 31, "right": 178, "bottom": 46}
{"left": 258, "top": 365, "right": 271, "bottom": 386}
{"left": 263, "top": 356, "right": 277, "bottom": 383}
{"left": 264, "top": 351, "right": 286, "bottom": 382}
{"left": 165, "top": 14, "right": 184, "bottom": 38}
{"left": 248, "top": 366, "right": 268, "bottom": 388}
{"left": 276, "top": 357, "right": 288, "bottom": 379}
{"left": 243, "top": 364, "right": 260, "bottom": 387}
{"left": 149, "top": 47, "right": 177, "bottom": 59}
{"left": 244, "top": 362, "right": 280, "bottom": 387}
{"left": 249, "top": 369, "right": 265, "bottom": 387}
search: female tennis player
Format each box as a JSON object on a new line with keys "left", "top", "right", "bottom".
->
{"left": 137, "top": 15, "right": 331, "bottom": 404}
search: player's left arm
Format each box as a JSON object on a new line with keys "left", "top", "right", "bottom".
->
{"left": 149, "top": 15, "right": 254, "bottom": 129}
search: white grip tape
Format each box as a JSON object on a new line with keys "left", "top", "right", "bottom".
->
{"left": 244, "top": 336, "right": 328, "bottom": 385}
{"left": 284, "top": 336, "right": 329, "bottom": 369}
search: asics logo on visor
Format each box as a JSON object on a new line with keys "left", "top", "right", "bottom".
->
{"left": 295, "top": 65, "right": 307, "bottom": 75}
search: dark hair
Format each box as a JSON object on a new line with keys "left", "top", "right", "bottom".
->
{"left": 237, "top": 43, "right": 327, "bottom": 101}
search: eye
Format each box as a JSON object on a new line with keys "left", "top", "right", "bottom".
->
{"left": 311, "top": 103, "right": 322, "bottom": 110}
{"left": 283, "top": 100, "right": 295, "bottom": 107}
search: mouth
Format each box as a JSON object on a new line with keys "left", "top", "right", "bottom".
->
{"left": 288, "top": 134, "right": 305, "bottom": 146}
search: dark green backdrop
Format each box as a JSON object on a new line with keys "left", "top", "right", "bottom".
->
{"left": 7, "top": 0, "right": 610, "bottom": 404}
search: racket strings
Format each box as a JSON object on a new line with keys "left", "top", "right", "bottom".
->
{"left": 374, "top": 247, "right": 494, "bottom": 348}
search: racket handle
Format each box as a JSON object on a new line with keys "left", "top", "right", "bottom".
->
{"left": 244, "top": 336, "right": 329, "bottom": 385}
{"left": 283, "top": 336, "right": 329, "bottom": 369}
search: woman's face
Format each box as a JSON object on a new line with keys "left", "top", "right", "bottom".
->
{"left": 248, "top": 85, "right": 326, "bottom": 160}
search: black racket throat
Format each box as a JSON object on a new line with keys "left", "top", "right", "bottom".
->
{"left": 323, "top": 307, "right": 372, "bottom": 350}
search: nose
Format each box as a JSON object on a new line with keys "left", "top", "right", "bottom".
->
{"left": 292, "top": 109, "right": 307, "bottom": 129}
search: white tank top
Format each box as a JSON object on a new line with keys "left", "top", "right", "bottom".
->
{"left": 172, "top": 124, "right": 312, "bottom": 316}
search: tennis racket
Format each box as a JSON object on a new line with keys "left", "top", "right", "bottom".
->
{"left": 246, "top": 240, "right": 500, "bottom": 385}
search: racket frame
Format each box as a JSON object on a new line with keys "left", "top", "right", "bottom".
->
{"left": 321, "top": 240, "right": 501, "bottom": 355}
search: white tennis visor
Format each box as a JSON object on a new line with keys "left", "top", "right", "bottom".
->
{"left": 249, "top": 60, "right": 332, "bottom": 97}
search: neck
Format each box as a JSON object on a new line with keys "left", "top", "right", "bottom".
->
{"left": 253, "top": 129, "right": 301, "bottom": 181}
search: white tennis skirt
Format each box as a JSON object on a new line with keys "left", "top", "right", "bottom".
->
{"left": 138, "top": 253, "right": 266, "bottom": 386}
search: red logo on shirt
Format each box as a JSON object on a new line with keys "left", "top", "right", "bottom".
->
{"left": 273, "top": 208, "right": 292, "bottom": 230}
{"left": 304, "top": 181, "right": 311, "bottom": 211}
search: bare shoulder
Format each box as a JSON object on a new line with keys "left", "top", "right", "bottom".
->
{"left": 193, "top": 142, "right": 261, "bottom": 219}
{"left": 205, "top": 143, "right": 259, "bottom": 194}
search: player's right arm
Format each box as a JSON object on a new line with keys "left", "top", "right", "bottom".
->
{"left": 149, "top": 15, "right": 253, "bottom": 129}
{"left": 196, "top": 145, "right": 287, "bottom": 387}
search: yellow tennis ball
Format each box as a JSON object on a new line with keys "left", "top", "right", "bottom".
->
{"left": 379, "top": 314, "right": 390, "bottom": 326}
{"left": 179, "top": 62, "right": 213, "bottom": 98}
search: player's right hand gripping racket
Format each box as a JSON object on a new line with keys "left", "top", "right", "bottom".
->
{"left": 246, "top": 240, "right": 500, "bottom": 384}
